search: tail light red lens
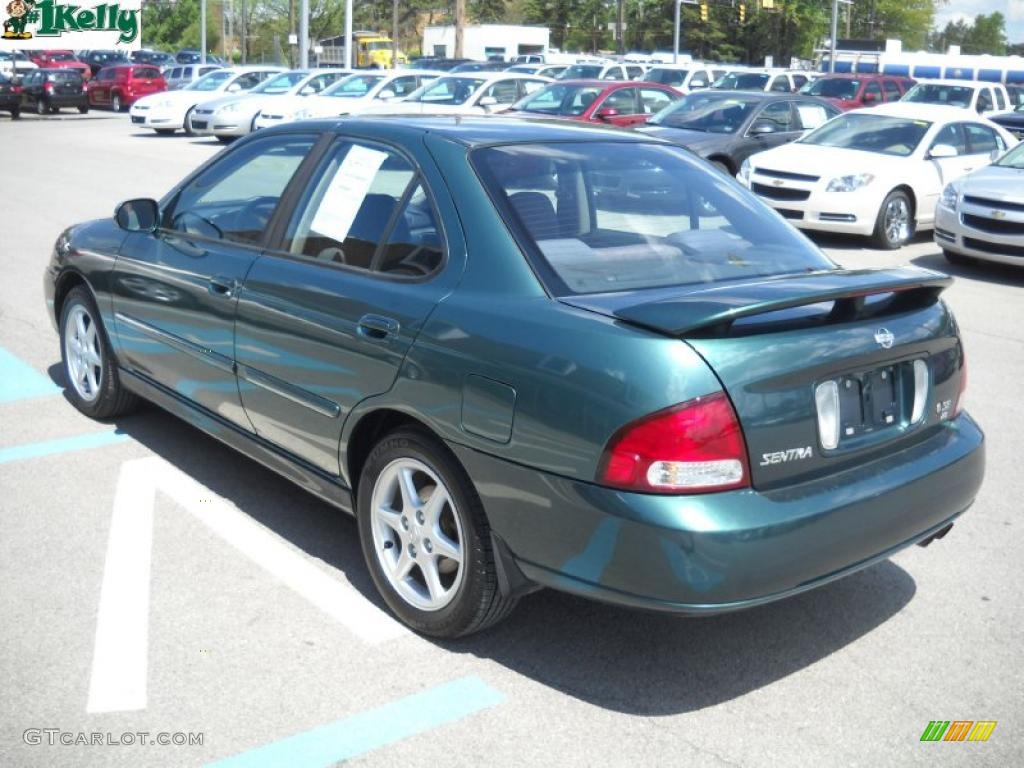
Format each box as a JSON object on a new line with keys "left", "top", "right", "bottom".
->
{"left": 44, "top": 81, "right": 54, "bottom": 93}
{"left": 12, "top": 85, "right": 21, "bottom": 94}
{"left": 598, "top": 391, "right": 750, "bottom": 494}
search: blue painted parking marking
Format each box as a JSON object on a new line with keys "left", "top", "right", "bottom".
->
{"left": 0, "top": 347, "right": 60, "bottom": 403}
{"left": 205, "top": 676, "right": 504, "bottom": 768}
{"left": 0, "top": 431, "right": 130, "bottom": 465}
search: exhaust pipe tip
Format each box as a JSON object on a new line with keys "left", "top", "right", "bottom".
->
{"left": 917, "top": 522, "right": 954, "bottom": 548}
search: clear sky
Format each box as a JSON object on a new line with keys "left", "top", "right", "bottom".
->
{"left": 934, "top": 1, "right": 1024, "bottom": 45}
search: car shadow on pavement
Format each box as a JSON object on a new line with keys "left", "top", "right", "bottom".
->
{"left": 806, "top": 230, "right": 934, "bottom": 253}
{"left": 910, "top": 253, "right": 1024, "bottom": 288}
{"left": 48, "top": 363, "right": 918, "bottom": 716}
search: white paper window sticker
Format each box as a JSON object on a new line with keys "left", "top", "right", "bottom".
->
{"left": 309, "top": 144, "right": 390, "bottom": 244}
{"left": 797, "top": 104, "right": 828, "bottom": 129}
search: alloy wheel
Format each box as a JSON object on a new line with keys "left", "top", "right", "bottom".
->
{"left": 884, "top": 197, "right": 910, "bottom": 245}
{"left": 63, "top": 304, "right": 103, "bottom": 402}
{"left": 369, "top": 457, "right": 465, "bottom": 611}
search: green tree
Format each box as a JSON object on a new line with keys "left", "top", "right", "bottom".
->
{"left": 142, "top": 0, "right": 220, "bottom": 54}
{"left": 846, "top": 0, "right": 935, "bottom": 50}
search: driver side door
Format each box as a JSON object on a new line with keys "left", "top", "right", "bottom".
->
{"left": 109, "top": 133, "right": 318, "bottom": 427}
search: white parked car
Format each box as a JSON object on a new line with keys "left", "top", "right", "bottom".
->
{"left": 362, "top": 72, "right": 551, "bottom": 116}
{"left": 739, "top": 103, "right": 1018, "bottom": 248}
{"left": 161, "top": 63, "right": 222, "bottom": 90}
{"left": 505, "top": 63, "right": 568, "bottom": 79}
{"left": 643, "top": 65, "right": 716, "bottom": 93}
{"left": 188, "top": 69, "right": 351, "bottom": 140}
{"left": 711, "top": 69, "right": 809, "bottom": 93}
{"left": 902, "top": 79, "right": 1012, "bottom": 117}
{"left": 556, "top": 62, "right": 647, "bottom": 81}
{"left": 934, "top": 140, "right": 1024, "bottom": 267}
{"left": 0, "top": 51, "right": 37, "bottom": 77}
{"left": 266, "top": 69, "right": 441, "bottom": 126}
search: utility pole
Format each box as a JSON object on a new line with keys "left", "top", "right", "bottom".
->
{"left": 344, "top": 0, "right": 353, "bottom": 67}
{"left": 299, "top": 0, "right": 309, "bottom": 67}
{"left": 830, "top": 0, "right": 839, "bottom": 72}
{"left": 288, "top": 0, "right": 294, "bottom": 67}
{"left": 616, "top": 0, "right": 624, "bottom": 55}
{"left": 674, "top": 0, "right": 681, "bottom": 63}
{"left": 240, "top": 0, "right": 247, "bottom": 64}
{"left": 392, "top": 0, "right": 399, "bottom": 70}
{"left": 455, "top": 0, "right": 465, "bottom": 59}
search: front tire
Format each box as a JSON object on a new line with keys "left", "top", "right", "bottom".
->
{"left": 78, "top": 104, "right": 89, "bottom": 114}
{"left": 154, "top": 128, "right": 175, "bottom": 135}
{"left": 59, "top": 286, "right": 138, "bottom": 419}
{"left": 357, "top": 428, "right": 517, "bottom": 637}
{"left": 873, "top": 189, "right": 914, "bottom": 249}
{"left": 183, "top": 106, "right": 196, "bottom": 135}
{"left": 111, "top": 93, "right": 123, "bottom": 112}
{"left": 36, "top": 98, "right": 48, "bottom": 115}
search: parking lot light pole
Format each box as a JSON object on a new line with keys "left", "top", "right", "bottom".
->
{"left": 674, "top": 0, "right": 697, "bottom": 64}
{"left": 299, "top": 0, "right": 309, "bottom": 67}
{"left": 344, "top": 0, "right": 353, "bottom": 68}
{"left": 201, "top": 0, "right": 207, "bottom": 65}
{"left": 830, "top": 0, "right": 839, "bottom": 73}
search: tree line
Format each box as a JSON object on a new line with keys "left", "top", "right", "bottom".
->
{"left": 141, "top": 0, "right": 1017, "bottom": 67}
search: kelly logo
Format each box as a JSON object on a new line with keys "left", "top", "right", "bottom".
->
{"left": 920, "top": 720, "right": 997, "bottom": 742}
{"left": 2, "top": 0, "right": 138, "bottom": 43}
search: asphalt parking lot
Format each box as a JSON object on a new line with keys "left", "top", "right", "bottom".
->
{"left": 1, "top": 112, "right": 1022, "bottom": 768}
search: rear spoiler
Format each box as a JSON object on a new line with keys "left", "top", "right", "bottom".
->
{"left": 570, "top": 267, "right": 952, "bottom": 337}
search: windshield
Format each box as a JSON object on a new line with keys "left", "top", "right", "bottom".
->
{"left": 804, "top": 78, "right": 860, "bottom": 99}
{"left": 512, "top": 84, "right": 605, "bottom": 115}
{"left": 186, "top": 70, "right": 233, "bottom": 91}
{"left": 995, "top": 142, "right": 1024, "bottom": 169}
{"left": 254, "top": 71, "right": 307, "bottom": 94}
{"left": 712, "top": 72, "right": 769, "bottom": 90}
{"left": 559, "top": 65, "right": 603, "bottom": 80}
{"left": 801, "top": 113, "right": 931, "bottom": 156}
{"left": 409, "top": 76, "right": 482, "bottom": 105}
{"left": 648, "top": 93, "right": 759, "bottom": 133}
{"left": 472, "top": 142, "right": 831, "bottom": 295}
{"left": 903, "top": 83, "right": 974, "bottom": 108}
{"left": 645, "top": 68, "right": 688, "bottom": 86}
{"left": 324, "top": 74, "right": 385, "bottom": 97}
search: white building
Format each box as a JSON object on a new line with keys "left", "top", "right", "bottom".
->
{"left": 421, "top": 25, "right": 550, "bottom": 62}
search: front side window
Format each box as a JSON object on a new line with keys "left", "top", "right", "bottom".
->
{"left": 472, "top": 142, "right": 832, "bottom": 295}
{"left": 284, "top": 142, "right": 443, "bottom": 276}
{"left": 649, "top": 93, "right": 760, "bottom": 134}
{"left": 964, "top": 123, "right": 1002, "bottom": 154}
{"left": 640, "top": 88, "right": 674, "bottom": 114}
{"left": 863, "top": 82, "right": 882, "bottom": 102}
{"left": 802, "top": 113, "right": 931, "bottom": 157}
{"left": 168, "top": 135, "right": 316, "bottom": 245}
{"left": 513, "top": 84, "right": 604, "bottom": 116}
{"left": 254, "top": 71, "right": 307, "bottom": 94}
{"left": 326, "top": 74, "right": 385, "bottom": 97}
{"left": 882, "top": 80, "right": 901, "bottom": 100}
{"left": 386, "top": 75, "right": 420, "bottom": 97}
{"left": 600, "top": 88, "right": 638, "bottom": 114}
{"left": 481, "top": 79, "right": 519, "bottom": 105}
{"left": 794, "top": 102, "right": 832, "bottom": 130}
{"left": 187, "top": 71, "right": 232, "bottom": 91}
{"left": 929, "top": 123, "right": 967, "bottom": 155}
{"left": 753, "top": 101, "right": 794, "bottom": 132}
{"left": 410, "top": 77, "right": 482, "bottom": 105}
{"left": 994, "top": 87, "right": 1007, "bottom": 111}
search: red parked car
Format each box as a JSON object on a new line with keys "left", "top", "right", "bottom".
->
{"left": 799, "top": 73, "right": 915, "bottom": 111}
{"left": 87, "top": 64, "right": 166, "bottom": 112}
{"left": 505, "top": 79, "right": 682, "bottom": 127}
{"left": 26, "top": 50, "right": 92, "bottom": 81}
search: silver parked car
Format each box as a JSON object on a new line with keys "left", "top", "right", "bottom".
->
{"left": 163, "top": 63, "right": 222, "bottom": 90}
{"left": 935, "top": 140, "right": 1024, "bottom": 268}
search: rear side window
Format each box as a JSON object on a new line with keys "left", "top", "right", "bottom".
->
{"left": 283, "top": 142, "right": 445, "bottom": 277}
{"left": 472, "top": 142, "right": 832, "bottom": 295}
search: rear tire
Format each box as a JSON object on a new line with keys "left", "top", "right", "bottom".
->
{"left": 357, "top": 428, "right": 517, "bottom": 637}
{"left": 36, "top": 98, "right": 47, "bottom": 115}
{"left": 10, "top": 108, "right": 19, "bottom": 119}
{"left": 78, "top": 104, "right": 89, "bottom": 114}
{"left": 111, "top": 93, "right": 123, "bottom": 112}
{"left": 59, "top": 286, "right": 139, "bottom": 419}
{"left": 872, "top": 189, "right": 914, "bottom": 249}
{"left": 154, "top": 128, "right": 175, "bottom": 135}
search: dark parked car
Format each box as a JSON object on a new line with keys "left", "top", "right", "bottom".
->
{"left": 449, "top": 61, "right": 509, "bottom": 73}
{"left": 19, "top": 69, "right": 88, "bottom": 114}
{"left": 44, "top": 118, "right": 982, "bottom": 637}
{"left": 991, "top": 104, "right": 1024, "bottom": 140}
{"left": 130, "top": 49, "right": 176, "bottom": 67}
{"left": 0, "top": 72, "right": 20, "bottom": 118}
{"left": 87, "top": 64, "right": 166, "bottom": 111}
{"left": 82, "top": 50, "right": 129, "bottom": 76}
{"left": 507, "top": 79, "right": 681, "bottom": 127}
{"left": 407, "top": 57, "right": 472, "bottom": 71}
{"left": 26, "top": 50, "right": 92, "bottom": 81}
{"left": 635, "top": 90, "right": 839, "bottom": 175}
{"left": 799, "top": 73, "right": 915, "bottom": 111}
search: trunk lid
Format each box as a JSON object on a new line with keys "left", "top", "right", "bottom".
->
{"left": 562, "top": 267, "right": 966, "bottom": 488}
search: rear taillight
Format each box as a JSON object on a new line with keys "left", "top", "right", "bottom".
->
{"left": 12, "top": 85, "right": 21, "bottom": 94}
{"left": 953, "top": 346, "right": 967, "bottom": 418}
{"left": 44, "top": 81, "right": 54, "bottom": 92}
{"left": 598, "top": 392, "right": 749, "bottom": 494}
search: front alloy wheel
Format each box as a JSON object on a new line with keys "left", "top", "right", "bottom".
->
{"left": 64, "top": 303, "right": 103, "bottom": 403}
{"left": 112, "top": 93, "right": 122, "bottom": 112}
{"left": 873, "top": 190, "right": 914, "bottom": 249}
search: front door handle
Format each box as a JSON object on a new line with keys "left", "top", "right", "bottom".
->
{"left": 208, "top": 275, "right": 237, "bottom": 298}
{"left": 357, "top": 314, "right": 399, "bottom": 341}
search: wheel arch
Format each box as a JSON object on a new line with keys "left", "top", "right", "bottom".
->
{"left": 891, "top": 184, "right": 917, "bottom": 221}
{"left": 53, "top": 269, "right": 96, "bottom": 326}
{"left": 708, "top": 154, "right": 736, "bottom": 175}
{"left": 344, "top": 408, "right": 444, "bottom": 500}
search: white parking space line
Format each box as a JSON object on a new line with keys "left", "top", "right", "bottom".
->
{"left": 87, "top": 456, "right": 408, "bottom": 713}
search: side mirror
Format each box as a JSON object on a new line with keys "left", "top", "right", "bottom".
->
{"left": 377, "top": 88, "right": 396, "bottom": 100}
{"left": 597, "top": 107, "right": 620, "bottom": 120}
{"left": 749, "top": 120, "right": 777, "bottom": 135}
{"left": 227, "top": 82, "right": 241, "bottom": 92}
{"left": 929, "top": 144, "right": 959, "bottom": 159}
{"left": 300, "top": 85, "right": 315, "bottom": 96}
{"left": 478, "top": 96, "right": 498, "bottom": 110}
{"left": 115, "top": 198, "right": 160, "bottom": 232}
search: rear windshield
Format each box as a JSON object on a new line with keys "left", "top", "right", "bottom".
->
{"left": 559, "top": 65, "right": 603, "bottom": 80}
{"left": 646, "top": 68, "right": 688, "bottom": 86}
{"left": 133, "top": 67, "right": 161, "bottom": 79}
{"left": 800, "top": 113, "right": 931, "bottom": 156}
{"left": 713, "top": 72, "right": 770, "bottom": 90}
{"left": 804, "top": 78, "right": 860, "bottom": 99}
{"left": 903, "top": 83, "right": 974, "bottom": 108}
{"left": 46, "top": 71, "right": 81, "bottom": 82}
{"left": 472, "top": 142, "right": 831, "bottom": 295}
{"left": 648, "top": 93, "right": 760, "bottom": 133}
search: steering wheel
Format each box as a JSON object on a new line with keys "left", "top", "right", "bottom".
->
{"left": 233, "top": 196, "right": 279, "bottom": 240}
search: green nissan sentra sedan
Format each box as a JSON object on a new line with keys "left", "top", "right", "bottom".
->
{"left": 44, "top": 117, "right": 983, "bottom": 637}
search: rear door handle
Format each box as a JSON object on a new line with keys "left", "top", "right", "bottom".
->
{"left": 208, "top": 275, "right": 237, "bottom": 298}
{"left": 357, "top": 314, "right": 399, "bottom": 341}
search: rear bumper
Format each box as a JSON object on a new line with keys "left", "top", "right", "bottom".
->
{"left": 452, "top": 414, "right": 984, "bottom": 613}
